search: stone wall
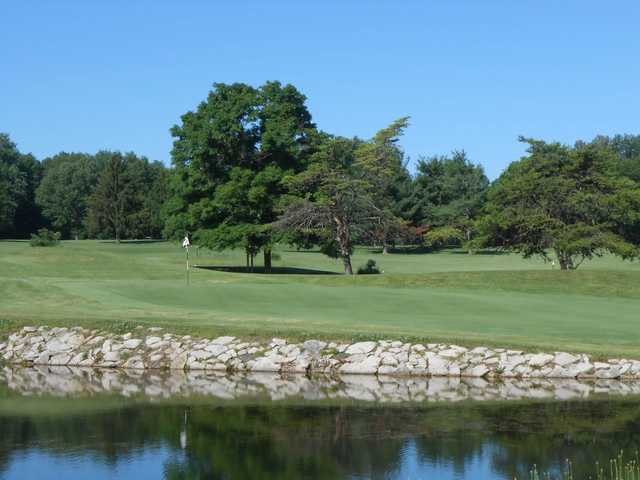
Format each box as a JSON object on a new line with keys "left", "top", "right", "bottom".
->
{"left": 1, "top": 326, "right": 639, "bottom": 380}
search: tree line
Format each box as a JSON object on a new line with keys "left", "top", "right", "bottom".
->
{"left": 0, "top": 135, "right": 169, "bottom": 241}
{"left": 2, "top": 81, "right": 639, "bottom": 271}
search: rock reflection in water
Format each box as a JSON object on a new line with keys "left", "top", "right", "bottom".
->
{"left": 2, "top": 366, "right": 640, "bottom": 402}
{"left": 2, "top": 367, "right": 640, "bottom": 480}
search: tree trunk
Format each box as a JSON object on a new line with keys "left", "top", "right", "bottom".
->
{"left": 335, "top": 216, "right": 353, "bottom": 275}
{"left": 342, "top": 254, "right": 353, "bottom": 275}
{"left": 250, "top": 254, "right": 254, "bottom": 272}
{"left": 246, "top": 250, "right": 250, "bottom": 270}
{"left": 263, "top": 248, "right": 272, "bottom": 274}
{"left": 555, "top": 249, "right": 573, "bottom": 270}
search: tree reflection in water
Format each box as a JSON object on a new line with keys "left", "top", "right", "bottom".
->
{"left": 0, "top": 368, "right": 639, "bottom": 479}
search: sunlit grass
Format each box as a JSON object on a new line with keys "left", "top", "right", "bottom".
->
{"left": 1, "top": 240, "right": 639, "bottom": 357}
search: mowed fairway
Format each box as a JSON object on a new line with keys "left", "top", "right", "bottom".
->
{"left": 1, "top": 240, "right": 639, "bottom": 358}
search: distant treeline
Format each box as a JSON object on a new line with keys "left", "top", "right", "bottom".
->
{"left": 0, "top": 138, "right": 169, "bottom": 241}
{"left": 2, "top": 81, "right": 639, "bottom": 272}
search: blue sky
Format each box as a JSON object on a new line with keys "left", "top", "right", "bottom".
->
{"left": 2, "top": 1, "right": 639, "bottom": 179}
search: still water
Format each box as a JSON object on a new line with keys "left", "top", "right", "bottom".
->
{"left": 1, "top": 367, "right": 639, "bottom": 479}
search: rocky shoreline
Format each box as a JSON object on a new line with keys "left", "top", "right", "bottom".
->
{"left": 1, "top": 326, "right": 639, "bottom": 380}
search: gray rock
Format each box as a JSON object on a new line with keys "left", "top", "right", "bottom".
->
{"left": 596, "top": 366, "right": 621, "bottom": 379}
{"left": 463, "top": 365, "right": 489, "bottom": 377}
{"left": 87, "top": 335, "right": 105, "bottom": 346}
{"left": 36, "top": 351, "right": 51, "bottom": 365}
{"left": 426, "top": 353, "right": 449, "bottom": 376}
{"left": 171, "top": 353, "right": 188, "bottom": 370}
{"left": 145, "top": 336, "right": 162, "bottom": 347}
{"left": 124, "top": 356, "right": 144, "bottom": 369}
{"left": 189, "top": 350, "right": 213, "bottom": 361}
{"left": 124, "top": 339, "right": 142, "bottom": 349}
{"left": 70, "top": 352, "right": 87, "bottom": 365}
{"left": 339, "top": 355, "right": 380, "bottom": 374}
{"left": 554, "top": 352, "right": 580, "bottom": 366}
{"left": 439, "top": 347, "right": 467, "bottom": 359}
{"left": 345, "top": 353, "right": 367, "bottom": 363}
{"left": 211, "top": 336, "right": 236, "bottom": 345}
{"left": 45, "top": 339, "right": 72, "bottom": 353}
{"left": 380, "top": 353, "right": 398, "bottom": 366}
{"left": 250, "top": 357, "right": 281, "bottom": 372}
{"left": 345, "top": 342, "right": 377, "bottom": 355}
{"left": 217, "top": 351, "right": 237, "bottom": 363}
{"left": 448, "top": 362, "right": 461, "bottom": 376}
{"left": 528, "top": 354, "right": 554, "bottom": 367}
{"left": 103, "top": 351, "right": 121, "bottom": 363}
{"left": 303, "top": 340, "right": 327, "bottom": 353}
{"left": 378, "top": 365, "right": 399, "bottom": 375}
{"left": 204, "top": 344, "right": 228, "bottom": 356}
{"left": 49, "top": 353, "right": 71, "bottom": 365}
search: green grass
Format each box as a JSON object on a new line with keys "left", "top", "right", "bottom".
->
{"left": 0, "top": 240, "right": 639, "bottom": 358}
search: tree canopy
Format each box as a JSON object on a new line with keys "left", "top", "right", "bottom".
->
{"left": 277, "top": 136, "right": 379, "bottom": 274}
{"left": 165, "top": 81, "right": 317, "bottom": 271}
{"left": 36, "top": 153, "right": 99, "bottom": 239}
{"left": 475, "top": 138, "right": 640, "bottom": 269}
{"left": 408, "top": 150, "right": 489, "bottom": 247}
{"left": 353, "top": 117, "right": 412, "bottom": 251}
{"left": 0, "top": 133, "right": 43, "bottom": 237}
{"left": 86, "top": 152, "right": 168, "bottom": 241}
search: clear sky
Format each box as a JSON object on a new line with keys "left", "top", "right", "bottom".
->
{"left": 2, "top": 1, "right": 639, "bottom": 179}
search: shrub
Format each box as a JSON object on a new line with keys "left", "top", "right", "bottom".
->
{"left": 357, "top": 259, "right": 381, "bottom": 275}
{"left": 423, "top": 225, "right": 465, "bottom": 249}
{"left": 29, "top": 228, "right": 61, "bottom": 247}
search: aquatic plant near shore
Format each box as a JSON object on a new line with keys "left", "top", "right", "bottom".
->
{"left": 528, "top": 451, "right": 640, "bottom": 480}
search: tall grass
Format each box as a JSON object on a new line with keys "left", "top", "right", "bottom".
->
{"left": 529, "top": 452, "right": 640, "bottom": 480}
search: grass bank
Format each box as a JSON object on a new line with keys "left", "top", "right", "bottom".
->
{"left": 0, "top": 240, "right": 639, "bottom": 358}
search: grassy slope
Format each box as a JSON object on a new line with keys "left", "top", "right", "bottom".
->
{"left": 0, "top": 240, "right": 639, "bottom": 357}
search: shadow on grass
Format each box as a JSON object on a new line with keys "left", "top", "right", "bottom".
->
{"left": 448, "top": 249, "right": 509, "bottom": 256}
{"left": 99, "top": 239, "right": 167, "bottom": 245}
{"left": 379, "top": 246, "right": 434, "bottom": 255}
{"left": 375, "top": 246, "right": 510, "bottom": 256}
{"left": 193, "top": 265, "right": 339, "bottom": 275}
{"left": 281, "top": 249, "right": 323, "bottom": 254}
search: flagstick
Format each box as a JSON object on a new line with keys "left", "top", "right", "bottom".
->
{"left": 186, "top": 246, "right": 190, "bottom": 285}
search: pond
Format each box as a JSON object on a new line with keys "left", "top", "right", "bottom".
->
{"left": 1, "top": 367, "right": 639, "bottom": 479}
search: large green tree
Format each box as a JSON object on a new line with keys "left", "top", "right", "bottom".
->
{"left": 86, "top": 152, "right": 167, "bottom": 241}
{"left": 354, "top": 117, "right": 412, "bottom": 252}
{"left": 409, "top": 150, "right": 489, "bottom": 246}
{"left": 124, "top": 158, "right": 170, "bottom": 238}
{"left": 475, "top": 137, "right": 640, "bottom": 269}
{"left": 278, "top": 137, "right": 381, "bottom": 274}
{"left": 0, "top": 133, "right": 42, "bottom": 237}
{"left": 86, "top": 153, "right": 132, "bottom": 242}
{"left": 166, "top": 81, "right": 316, "bottom": 272}
{"left": 36, "top": 153, "right": 99, "bottom": 239}
{"left": 590, "top": 134, "right": 640, "bottom": 182}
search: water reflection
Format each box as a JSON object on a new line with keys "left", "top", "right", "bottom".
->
{"left": 1, "top": 368, "right": 640, "bottom": 479}
{"left": 2, "top": 365, "right": 640, "bottom": 403}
